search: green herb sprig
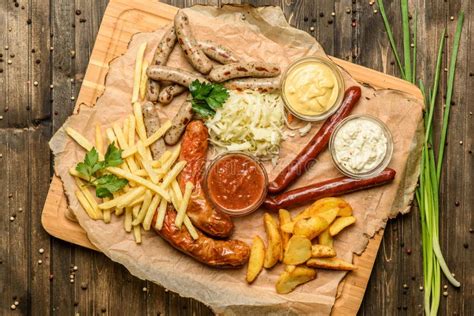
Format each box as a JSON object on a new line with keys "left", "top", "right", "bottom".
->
{"left": 75, "top": 142, "right": 128, "bottom": 198}
{"left": 189, "top": 80, "right": 229, "bottom": 118}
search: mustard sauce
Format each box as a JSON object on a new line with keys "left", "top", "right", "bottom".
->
{"left": 283, "top": 61, "right": 339, "bottom": 116}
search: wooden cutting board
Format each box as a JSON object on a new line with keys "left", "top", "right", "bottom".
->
{"left": 41, "top": 0, "right": 422, "bottom": 314}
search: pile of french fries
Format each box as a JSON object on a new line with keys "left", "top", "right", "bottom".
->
{"left": 246, "top": 197, "right": 357, "bottom": 294}
{"left": 66, "top": 42, "right": 198, "bottom": 244}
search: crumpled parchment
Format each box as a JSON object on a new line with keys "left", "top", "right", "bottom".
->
{"left": 49, "top": 5, "right": 423, "bottom": 315}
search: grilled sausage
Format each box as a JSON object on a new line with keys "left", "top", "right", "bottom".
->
{"left": 178, "top": 120, "right": 234, "bottom": 238}
{"left": 159, "top": 84, "right": 187, "bottom": 105}
{"left": 142, "top": 101, "right": 166, "bottom": 159}
{"left": 147, "top": 26, "right": 177, "bottom": 102}
{"left": 208, "top": 62, "right": 281, "bottom": 82}
{"left": 263, "top": 168, "right": 396, "bottom": 211}
{"left": 197, "top": 40, "right": 239, "bottom": 64}
{"left": 147, "top": 65, "right": 209, "bottom": 87}
{"left": 174, "top": 10, "right": 213, "bottom": 74}
{"left": 223, "top": 78, "right": 281, "bottom": 93}
{"left": 153, "top": 209, "right": 250, "bottom": 268}
{"left": 164, "top": 100, "right": 193, "bottom": 145}
{"left": 268, "top": 86, "right": 362, "bottom": 194}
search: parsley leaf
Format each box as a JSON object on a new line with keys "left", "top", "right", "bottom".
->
{"left": 74, "top": 143, "right": 128, "bottom": 198}
{"left": 189, "top": 80, "right": 229, "bottom": 118}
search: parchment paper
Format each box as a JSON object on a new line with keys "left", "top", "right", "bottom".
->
{"left": 49, "top": 5, "right": 423, "bottom": 315}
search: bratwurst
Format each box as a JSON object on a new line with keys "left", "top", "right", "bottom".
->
{"left": 164, "top": 100, "right": 193, "bottom": 145}
{"left": 197, "top": 40, "right": 239, "bottom": 65}
{"left": 174, "top": 10, "right": 213, "bottom": 74}
{"left": 153, "top": 209, "right": 250, "bottom": 268}
{"left": 142, "top": 101, "right": 166, "bottom": 159}
{"left": 223, "top": 77, "right": 281, "bottom": 93}
{"left": 208, "top": 62, "right": 281, "bottom": 82}
{"left": 178, "top": 120, "right": 234, "bottom": 238}
{"left": 147, "top": 65, "right": 209, "bottom": 87}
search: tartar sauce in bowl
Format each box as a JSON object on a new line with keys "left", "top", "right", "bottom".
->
{"left": 329, "top": 115, "right": 393, "bottom": 179}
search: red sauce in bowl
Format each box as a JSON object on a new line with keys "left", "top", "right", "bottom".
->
{"left": 204, "top": 152, "right": 268, "bottom": 216}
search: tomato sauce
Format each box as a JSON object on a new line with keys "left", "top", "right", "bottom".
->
{"left": 205, "top": 153, "right": 267, "bottom": 215}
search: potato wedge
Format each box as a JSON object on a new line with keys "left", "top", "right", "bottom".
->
{"left": 293, "top": 216, "right": 329, "bottom": 240}
{"left": 317, "top": 208, "right": 338, "bottom": 225}
{"left": 246, "top": 236, "right": 266, "bottom": 283}
{"left": 311, "top": 245, "right": 336, "bottom": 258}
{"left": 275, "top": 266, "right": 316, "bottom": 294}
{"left": 281, "top": 221, "right": 295, "bottom": 234}
{"left": 294, "top": 198, "right": 353, "bottom": 222}
{"left": 329, "top": 216, "right": 356, "bottom": 236}
{"left": 279, "top": 209, "right": 292, "bottom": 261}
{"left": 263, "top": 213, "right": 282, "bottom": 269}
{"left": 283, "top": 235, "right": 312, "bottom": 265}
{"left": 318, "top": 229, "right": 333, "bottom": 247}
{"left": 306, "top": 257, "right": 356, "bottom": 271}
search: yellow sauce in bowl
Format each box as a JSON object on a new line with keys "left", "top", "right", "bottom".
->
{"left": 282, "top": 57, "right": 344, "bottom": 121}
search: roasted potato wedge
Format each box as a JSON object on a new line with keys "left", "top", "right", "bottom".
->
{"left": 246, "top": 236, "right": 266, "bottom": 283}
{"left": 263, "top": 213, "right": 282, "bottom": 269}
{"left": 293, "top": 197, "right": 352, "bottom": 222}
{"left": 275, "top": 266, "right": 317, "bottom": 294}
{"left": 317, "top": 208, "right": 338, "bottom": 225}
{"left": 293, "top": 216, "right": 329, "bottom": 240}
{"left": 318, "top": 229, "right": 333, "bottom": 247}
{"left": 283, "top": 235, "right": 312, "bottom": 265}
{"left": 329, "top": 216, "right": 356, "bottom": 236}
{"left": 279, "top": 209, "right": 292, "bottom": 261}
{"left": 306, "top": 257, "right": 356, "bottom": 271}
{"left": 311, "top": 244, "right": 336, "bottom": 258}
{"left": 281, "top": 221, "right": 295, "bottom": 234}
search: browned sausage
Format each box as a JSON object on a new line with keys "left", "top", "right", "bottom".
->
{"left": 147, "top": 26, "right": 177, "bottom": 102}
{"left": 263, "top": 168, "right": 396, "bottom": 211}
{"left": 178, "top": 120, "right": 234, "bottom": 238}
{"left": 153, "top": 209, "right": 250, "bottom": 268}
{"left": 223, "top": 78, "right": 281, "bottom": 93}
{"left": 164, "top": 100, "right": 193, "bottom": 145}
{"left": 142, "top": 101, "right": 166, "bottom": 159}
{"left": 208, "top": 62, "right": 281, "bottom": 82}
{"left": 268, "top": 86, "right": 362, "bottom": 194}
{"left": 159, "top": 84, "right": 187, "bottom": 104}
{"left": 174, "top": 10, "right": 213, "bottom": 74}
{"left": 197, "top": 40, "right": 239, "bottom": 64}
{"left": 147, "top": 65, "right": 209, "bottom": 87}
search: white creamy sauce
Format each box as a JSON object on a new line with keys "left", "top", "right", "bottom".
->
{"left": 333, "top": 118, "right": 387, "bottom": 174}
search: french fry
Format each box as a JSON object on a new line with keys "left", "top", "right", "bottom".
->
{"left": 318, "top": 229, "right": 333, "bottom": 247}
{"left": 132, "top": 202, "right": 141, "bottom": 218}
{"left": 118, "top": 186, "right": 146, "bottom": 209}
{"left": 278, "top": 209, "right": 292, "bottom": 261}
{"left": 133, "top": 225, "right": 142, "bottom": 244}
{"left": 69, "top": 167, "right": 95, "bottom": 182}
{"left": 246, "top": 236, "right": 265, "bottom": 283}
{"left": 95, "top": 124, "right": 104, "bottom": 155}
{"left": 183, "top": 216, "right": 199, "bottom": 240}
{"left": 137, "top": 141, "right": 159, "bottom": 183}
{"left": 106, "top": 167, "right": 170, "bottom": 201}
{"left": 175, "top": 182, "right": 194, "bottom": 229}
{"left": 139, "top": 61, "right": 149, "bottom": 101}
{"left": 103, "top": 209, "right": 111, "bottom": 223}
{"left": 306, "top": 257, "right": 356, "bottom": 271}
{"left": 121, "top": 120, "right": 172, "bottom": 158}
{"left": 132, "top": 42, "right": 147, "bottom": 104}
{"left": 329, "top": 216, "right": 356, "bottom": 236}
{"left": 75, "top": 190, "right": 102, "bottom": 220}
{"left": 98, "top": 186, "right": 145, "bottom": 210}
{"left": 66, "top": 127, "right": 93, "bottom": 151}
{"left": 133, "top": 102, "right": 152, "bottom": 160}
{"left": 154, "top": 196, "right": 168, "bottom": 230}
{"left": 74, "top": 177, "right": 101, "bottom": 218}
{"left": 172, "top": 180, "right": 183, "bottom": 200}
{"left": 105, "top": 127, "right": 116, "bottom": 145}
{"left": 143, "top": 194, "right": 161, "bottom": 231}
{"left": 157, "top": 145, "right": 180, "bottom": 173}
{"left": 151, "top": 150, "right": 172, "bottom": 168}
{"left": 129, "top": 194, "right": 145, "bottom": 207}
{"left": 131, "top": 190, "right": 153, "bottom": 226}
{"left": 160, "top": 161, "right": 187, "bottom": 190}
{"left": 311, "top": 245, "right": 336, "bottom": 258}
{"left": 123, "top": 117, "right": 130, "bottom": 144}
{"left": 128, "top": 114, "right": 136, "bottom": 147}
{"left": 124, "top": 207, "right": 133, "bottom": 232}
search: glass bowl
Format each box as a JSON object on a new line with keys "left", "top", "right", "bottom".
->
{"left": 329, "top": 114, "right": 394, "bottom": 179}
{"left": 281, "top": 56, "right": 345, "bottom": 122}
{"left": 203, "top": 152, "right": 268, "bottom": 217}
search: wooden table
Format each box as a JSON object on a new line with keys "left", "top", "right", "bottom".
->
{"left": 0, "top": 0, "right": 471, "bottom": 315}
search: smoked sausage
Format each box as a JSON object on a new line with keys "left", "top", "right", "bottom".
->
{"left": 268, "top": 86, "right": 362, "bottom": 194}
{"left": 263, "top": 168, "right": 396, "bottom": 211}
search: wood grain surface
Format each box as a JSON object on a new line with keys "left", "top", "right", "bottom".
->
{"left": 0, "top": 0, "right": 472, "bottom": 315}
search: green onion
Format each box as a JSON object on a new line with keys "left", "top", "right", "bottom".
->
{"left": 377, "top": 2, "right": 464, "bottom": 315}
